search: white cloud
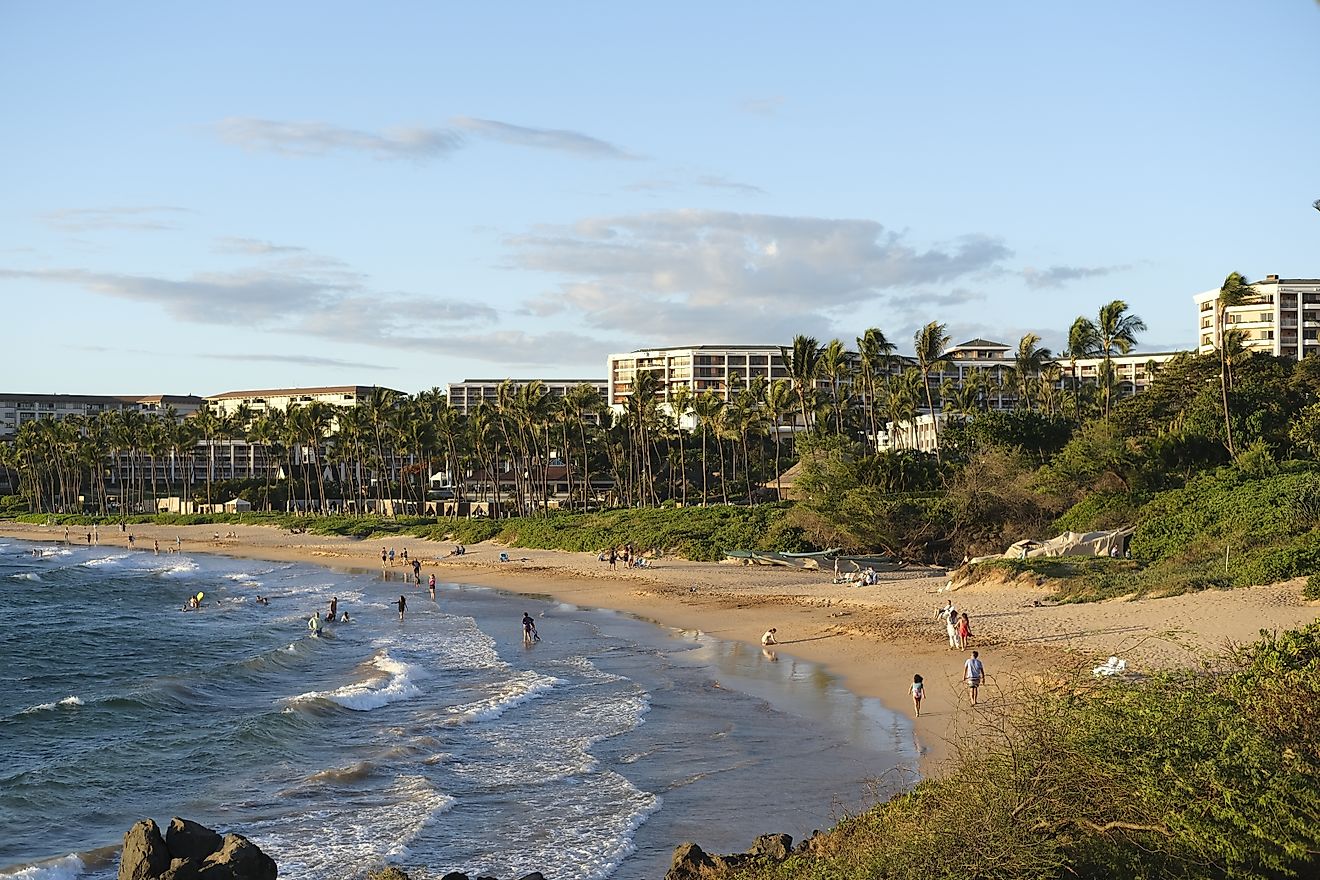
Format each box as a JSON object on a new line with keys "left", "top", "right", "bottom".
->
{"left": 451, "top": 117, "right": 638, "bottom": 160}
{"left": 212, "top": 117, "right": 465, "bottom": 160}
{"left": 40, "top": 206, "right": 193, "bottom": 232}
{"left": 508, "top": 210, "right": 1013, "bottom": 345}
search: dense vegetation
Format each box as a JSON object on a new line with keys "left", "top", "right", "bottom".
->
{"left": 715, "top": 623, "right": 1320, "bottom": 880}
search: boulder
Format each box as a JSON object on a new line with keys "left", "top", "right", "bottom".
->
{"left": 119, "top": 819, "right": 172, "bottom": 880}
{"left": 369, "top": 869, "right": 413, "bottom": 880}
{"left": 195, "top": 833, "right": 277, "bottom": 880}
{"left": 516, "top": 874, "right": 547, "bottom": 880}
{"left": 166, "top": 818, "right": 223, "bottom": 864}
{"left": 161, "top": 857, "right": 202, "bottom": 880}
{"left": 665, "top": 842, "right": 715, "bottom": 880}
{"left": 439, "top": 874, "right": 469, "bottom": 880}
{"left": 749, "top": 833, "right": 793, "bottom": 861}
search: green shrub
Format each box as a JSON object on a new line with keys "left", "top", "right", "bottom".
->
{"left": 1305, "top": 574, "right": 1320, "bottom": 601}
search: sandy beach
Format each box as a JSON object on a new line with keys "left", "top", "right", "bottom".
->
{"left": 5, "top": 520, "right": 1317, "bottom": 772}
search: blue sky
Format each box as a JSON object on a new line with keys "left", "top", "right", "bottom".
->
{"left": 2, "top": 1, "right": 1317, "bottom": 396}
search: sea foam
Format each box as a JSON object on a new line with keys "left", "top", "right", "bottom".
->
{"left": 0, "top": 852, "right": 86, "bottom": 879}
{"left": 446, "top": 670, "right": 560, "bottom": 725}
{"left": 290, "top": 653, "right": 420, "bottom": 711}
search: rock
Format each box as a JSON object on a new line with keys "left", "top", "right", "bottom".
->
{"left": 195, "top": 833, "right": 277, "bottom": 880}
{"left": 749, "top": 833, "right": 793, "bottom": 861}
{"left": 516, "top": 874, "right": 546, "bottom": 880}
{"left": 665, "top": 842, "right": 715, "bottom": 880}
{"left": 368, "top": 869, "right": 413, "bottom": 880}
{"left": 439, "top": 874, "right": 469, "bottom": 880}
{"left": 166, "top": 818, "right": 223, "bottom": 864}
{"left": 160, "top": 858, "right": 202, "bottom": 880}
{"left": 119, "top": 819, "right": 172, "bottom": 880}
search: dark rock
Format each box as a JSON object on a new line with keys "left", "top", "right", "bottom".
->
{"left": 195, "top": 833, "right": 277, "bottom": 880}
{"left": 516, "top": 874, "right": 546, "bottom": 880}
{"left": 119, "top": 819, "right": 172, "bottom": 880}
{"left": 369, "top": 869, "right": 413, "bottom": 880}
{"left": 475, "top": 876, "right": 500, "bottom": 880}
{"left": 439, "top": 874, "right": 469, "bottom": 880}
{"left": 167, "top": 818, "right": 223, "bottom": 864}
{"left": 749, "top": 833, "right": 793, "bottom": 861}
{"left": 161, "top": 857, "right": 202, "bottom": 880}
{"left": 665, "top": 842, "right": 715, "bottom": 880}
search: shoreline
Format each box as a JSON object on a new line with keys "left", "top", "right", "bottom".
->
{"left": 5, "top": 520, "right": 1317, "bottom": 776}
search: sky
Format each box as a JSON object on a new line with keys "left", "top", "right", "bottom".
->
{"left": 2, "top": 1, "right": 1318, "bottom": 397}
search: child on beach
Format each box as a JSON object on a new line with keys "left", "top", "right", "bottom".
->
{"left": 910, "top": 674, "right": 924, "bottom": 716}
{"left": 957, "top": 612, "right": 972, "bottom": 650}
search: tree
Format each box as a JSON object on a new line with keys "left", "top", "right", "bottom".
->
{"left": 1066, "top": 317, "right": 1101, "bottom": 422}
{"left": 819, "top": 338, "right": 852, "bottom": 435}
{"left": 763, "top": 379, "right": 797, "bottom": 499}
{"left": 1011, "top": 333, "right": 1054, "bottom": 410}
{"left": 1215, "top": 271, "right": 1254, "bottom": 457}
{"left": 913, "top": 321, "right": 952, "bottom": 461}
{"left": 857, "top": 327, "right": 896, "bottom": 444}
{"left": 1095, "top": 300, "right": 1147, "bottom": 420}
{"left": 781, "top": 335, "right": 822, "bottom": 434}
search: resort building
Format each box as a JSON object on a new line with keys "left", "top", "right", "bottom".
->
{"left": 1194, "top": 274, "right": 1320, "bottom": 360}
{"left": 205, "top": 385, "right": 396, "bottom": 420}
{"left": 446, "top": 379, "right": 608, "bottom": 417}
{"left": 0, "top": 393, "right": 202, "bottom": 440}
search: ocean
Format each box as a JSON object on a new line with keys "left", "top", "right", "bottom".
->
{"left": 0, "top": 538, "right": 917, "bottom": 880}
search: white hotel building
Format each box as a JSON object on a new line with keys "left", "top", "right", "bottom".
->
{"left": 446, "top": 379, "right": 608, "bottom": 416}
{"left": 1194, "top": 275, "right": 1320, "bottom": 361}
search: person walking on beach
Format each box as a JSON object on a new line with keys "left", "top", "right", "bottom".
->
{"left": 957, "top": 612, "right": 972, "bottom": 651}
{"left": 381, "top": 547, "right": 388, "bottom": 567}
{"left": 522, "top": 612, "right": 540, "bottom": 645}
{"left": 397, "top": 594, "right": 407, "bottom": 621}
{"left": 761, "top": 628, "right": 778, "bottom": 646}
{"left": 910, "top": 674, "right": 925, "bottom": 717}
{"left": 608, "top": 548, "right": 618, "bottom": 571}
{"left": 388, "top": 547, "right": 395, "bottom": 567}
{"left": 402, "top": 547, "right": 409, "bottom": 564}
{"left": 964, "top": 651, "right": 985, "bottom": 706}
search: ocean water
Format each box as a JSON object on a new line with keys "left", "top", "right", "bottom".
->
{"left": 0, "top": 539, "right": 917, "bottom": 880}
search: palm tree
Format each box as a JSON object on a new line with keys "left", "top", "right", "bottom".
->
{"left": 913, "top": 321, "right": 952, "bottom": 461}
{"left": 668, "top": 384, "right": 693, "bottom": 506}
{"left": 1215, "top": 272, "right": 1254, "bottom": 457}
{"left": 692, "top": 391, "right": 724, "bottom": 505}
{"left": 1011, "top": 333, "right": 1054, "bottom": 410}
{"left": 1065, "top": 317, "right": 1101, "bottom": 422}
{"left": 763, "top": 379, "right": 797, "bottom": 498}
{"left": 857, "top": 328, "right": 896, "bottom": 444}
{"left": 780, "top": 335, "right": 822, "bottom": 434}
{"left": 819, "top": 338, "right": 852, "bottom": 435}
{"left": 1094, "top": 300, "right": 1147, "bottom": 419}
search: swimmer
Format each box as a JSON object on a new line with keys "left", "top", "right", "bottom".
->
{"left": 340, "top": 611, "right": 350, "bottom": 623}
{"left": 255, "top": 595, "right": 269, "bottom": 606}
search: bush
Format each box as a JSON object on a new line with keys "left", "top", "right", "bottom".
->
{"left": 1305, "top": 574, "right": 1320, "bottom": 601}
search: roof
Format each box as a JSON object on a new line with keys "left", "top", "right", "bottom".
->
{"left": 951, "top": 338, "right": 1010, "bottom": 350}
{"left": 0, "top": 393, "right": 201, "bottom": 405}
{"left": 450, "top": 379, "right": 606, "bottom": 386}
{"left": 206, "top": 385, "right": 398, "bottom": 400}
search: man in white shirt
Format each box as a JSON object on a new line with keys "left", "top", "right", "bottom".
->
{"left": 963, "top": 650, "right": 985, "bottom": 706}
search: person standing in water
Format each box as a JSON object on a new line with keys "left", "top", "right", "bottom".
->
{"left": 308, "top": 611, "right": 323, "bottom": 636}
{"left": 412, "top": 558, "right": 421, "bottom": 583}
{"left": 428, "top": 573, "right": 436, "bottom": 600}
{"left": 328, "top": 596, "right": 338, "bottom": 621}
{"left": 522, "top": 612, "right": 539, "bottom": 645}
{"left": 397, "top": 594, "right": 407, "bottom": 621}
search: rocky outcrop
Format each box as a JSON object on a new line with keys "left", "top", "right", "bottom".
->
{"left": 664, "top": 834, "right": 796, "bottom": 880}
{"left": 117, "top": 818, "right": 275, "bottom": 880}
